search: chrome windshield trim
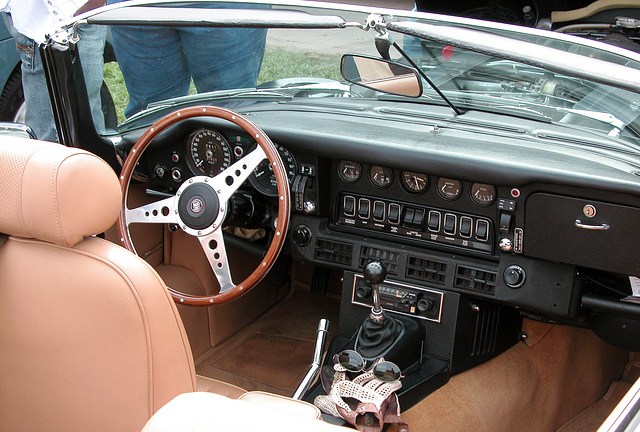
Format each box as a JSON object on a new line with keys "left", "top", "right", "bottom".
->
{"left": 388, "top": 20, "right": 640, "bottom": 95}
{"left": 85, "top": 6, "right": 346, "bottom": 28}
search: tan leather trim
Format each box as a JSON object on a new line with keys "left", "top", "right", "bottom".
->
{"left": 238, "top": 391, "right": 322, "bottom": 419}
{"left": 142, "top": 392, "right": 351, "bottom": 432}
{"left": 0, "top": 236, "right": 196, "bottom": 431}
{"left": 0, "top": 137, "right": 120, "bottom": 246}
{"left": 196, "top": 375, "right": 246, "bottom": 399}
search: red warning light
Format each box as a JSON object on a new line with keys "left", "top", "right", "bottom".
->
{"left": 442, "top": 45, "right": 454, "bottom": 62}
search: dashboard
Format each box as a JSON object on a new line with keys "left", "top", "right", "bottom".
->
{"left": 127, "top": 98, "right": 640, "bottom": 360}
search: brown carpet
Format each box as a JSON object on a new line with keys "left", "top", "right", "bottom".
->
{"left": 556, "top": 380, "right": 632, "bottom": 432}
{"left": 195, "top": 284, "right": 340, "bottom": 396}
{"left": 215, "top": 334, "right": 314, "bottom": 392}
{"left": 401, "top": 319, "right": 630, "bottom": 432}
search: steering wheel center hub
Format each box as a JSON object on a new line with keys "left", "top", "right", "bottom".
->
{"left": 177, "top": 182, "right": 220, "bottom": 231}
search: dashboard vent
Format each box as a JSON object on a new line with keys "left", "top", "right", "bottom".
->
{"left": 358, "top": 246, "right": 398, "bottom": 275}
{"left": 405, "top": 256, "right": 447, "bottom": 285}
{"left": 454, "top": 265, "right": 497, "bottom": 295}
{"left": 314, "top": 238, "right": 353, "bottom": 266}
{"left": 470, "top": 303, "right": 502, "bottom": 357}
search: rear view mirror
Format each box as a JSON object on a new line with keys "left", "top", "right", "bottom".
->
{"left": 341, "top": 54, "right": 422, "bottom": 98}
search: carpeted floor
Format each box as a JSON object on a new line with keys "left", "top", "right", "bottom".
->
{"left": 195, "top": 284, "right": 340, "bottom": 396}
{"left": 401, "top": 319, "right": 631, "bottom": 432}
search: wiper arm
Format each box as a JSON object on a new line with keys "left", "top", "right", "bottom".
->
{"left": 557, "top": 108, "right": 626, "bottom": 137}
{"left": 145, "top": 88, "right": 293, "bottom": 109}
{"left": 121, "top": 88, "right": 293, "bottom": 124}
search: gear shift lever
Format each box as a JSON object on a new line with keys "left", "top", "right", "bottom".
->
{"left": 355, "top": 262, "right": 399, "bottom": 359}
{"left": 364, "top": 261, "right": 387, "bottom": 323}
{"left": 355, "top": 262, "right": 424, "bottom": 371}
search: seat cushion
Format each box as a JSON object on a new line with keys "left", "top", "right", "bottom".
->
{"left": 142, "top": 392, "right": 351, "bottom": 432}
{"left": 196, "top": 375, "right": 246, "bottom": 399}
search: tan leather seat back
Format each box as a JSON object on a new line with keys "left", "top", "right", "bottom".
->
{"left": 0, "top": 138, "right": 197, "bottom": 432}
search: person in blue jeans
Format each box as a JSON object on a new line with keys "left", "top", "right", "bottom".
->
{"left": 107, "top": 1, "right": 270, "bottom": 118}
{"left": 1, "top": 1, "right": 107, "bottom": 141}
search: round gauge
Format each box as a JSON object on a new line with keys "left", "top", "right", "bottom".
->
{"left": 401, "top": 171, "right": 428, "bottom": 194}
{"left": 186, "top": 128, "right": 232, "bottom": 176}
{"left": 369, "top": 166, "right": 393, "bottom": 189}
{"left": 470, "top": 183, "right": 496, "bottom": 206}
{"left": 337, "top": 160, "right": 362, "bottom": 183}
{"left": 249, "top": 143, "right": 297, "bottom": 196}
{"left": 437, "top": 178, "right": 462, "bottom": 201}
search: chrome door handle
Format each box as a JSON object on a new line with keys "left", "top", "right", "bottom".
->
{"left": 575, "top": 220, "right": 610, "bottom": 230}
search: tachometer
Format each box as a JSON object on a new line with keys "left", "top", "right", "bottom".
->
{"left": 249, "top": 143, "right": 297, "bottom": 196}
{"left": 187, "top": 128, "right": 232, "bottom": 176}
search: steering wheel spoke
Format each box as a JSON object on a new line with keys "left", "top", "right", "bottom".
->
{"left": 125, "top": 196, "right": 177, "bottom": 225}
{"left": 210, "top": 146, "right": 267, "bottom": 202}
{"left": 197, "top": 230, "right": 236, "bottom": 293}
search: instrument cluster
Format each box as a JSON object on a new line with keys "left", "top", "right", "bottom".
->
{"left": 182, "top": 127, "right": 297, "bottom": 197}
{"left": 336, "top": 160, "right": 496, "bottom": 207}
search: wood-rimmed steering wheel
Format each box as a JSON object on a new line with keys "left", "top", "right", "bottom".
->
{"left": 117, "top": 106, "right": 290, "bottom": 306}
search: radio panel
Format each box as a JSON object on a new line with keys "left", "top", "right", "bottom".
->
{"left": 351, "top": 274, "right": 444, "bottom": 322}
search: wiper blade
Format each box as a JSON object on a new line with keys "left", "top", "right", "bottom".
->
{"left": 120, "top": 88, "right": 293, "bottom": 124}
{"left": 121, "top": 83, "right": 354, "bottom": 126}
{"left": 557, "top": 108, "right": 626, "bottom": 137}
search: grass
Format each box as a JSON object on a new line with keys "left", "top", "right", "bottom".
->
{"left": 102, "top": 47, "right": 343, "bottom": 124}
{"left": 258, "top": 47, "right": 343, "bottom": 84}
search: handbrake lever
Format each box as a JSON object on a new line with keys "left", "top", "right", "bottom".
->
{"left": 292, "top": 319, "right": 329, "bottom": 400}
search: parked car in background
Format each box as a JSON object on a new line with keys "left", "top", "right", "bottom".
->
{"left": 2, "top": 1, "right": 640, "bottom": 431}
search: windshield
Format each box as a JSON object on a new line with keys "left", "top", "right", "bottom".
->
{"left": 63, "top": 0, "right": 640, "bottom": 146}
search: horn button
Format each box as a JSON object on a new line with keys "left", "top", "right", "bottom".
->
{"left": 177, "top": 183, "right": 220, "bottom": 230}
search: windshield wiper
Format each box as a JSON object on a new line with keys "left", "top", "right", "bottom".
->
{"left": 122, "top": 82, "right": 355, "bottom": 126}
{"left": 557, "top": 108, "right": 626, "bottom": 137}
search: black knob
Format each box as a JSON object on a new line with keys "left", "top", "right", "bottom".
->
{"left": 417, "top": 298, "right": 434, "bottom": 312}
{"left": 355, "top": 285, "right": 372, "bottom": 299}
{"left": 292, "top": 225, "right": 312, "bottom": 246}
{"left": 363, "top": 261, "right": 387, "bottom": 285}
{"left": 504, "top": 265, "right": 526, "bottom": 288}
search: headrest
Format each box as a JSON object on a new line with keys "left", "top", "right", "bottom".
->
{"left": 0, "top": 136, "right": 121, "bottom": 247}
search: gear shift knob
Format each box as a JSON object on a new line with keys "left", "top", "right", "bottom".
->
{"left": 363, "top": 261, "right": 387, "bottom": 284}
{"left": 364, "top": 261, "right": 387, "bottom": 322}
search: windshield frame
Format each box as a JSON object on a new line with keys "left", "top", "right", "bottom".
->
{"left": 44, "top": 0, "right": 640, "bottom": 148}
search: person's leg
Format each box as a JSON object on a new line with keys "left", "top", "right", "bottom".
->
{"left": 76, "top": 24, "right": 107, "bottom": 133}
{"left": 109, "top": 25, "right": 190, "bottom": 118}
{"left": 2, "top": 13, "right": 57, "bottom": 142}
{"left": 180, "top": 4, "right": 270, "bottom": 93}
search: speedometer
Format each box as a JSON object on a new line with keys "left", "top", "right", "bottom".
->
{"left": 186, "top": 128, "right": 232, "bottom": 176}
{"left": 249, "top": 144, "right": 297, "bottom": 196}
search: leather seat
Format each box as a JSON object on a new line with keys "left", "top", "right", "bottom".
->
{"left": 0, "top": 137, "right": 244, "bottom": 432}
